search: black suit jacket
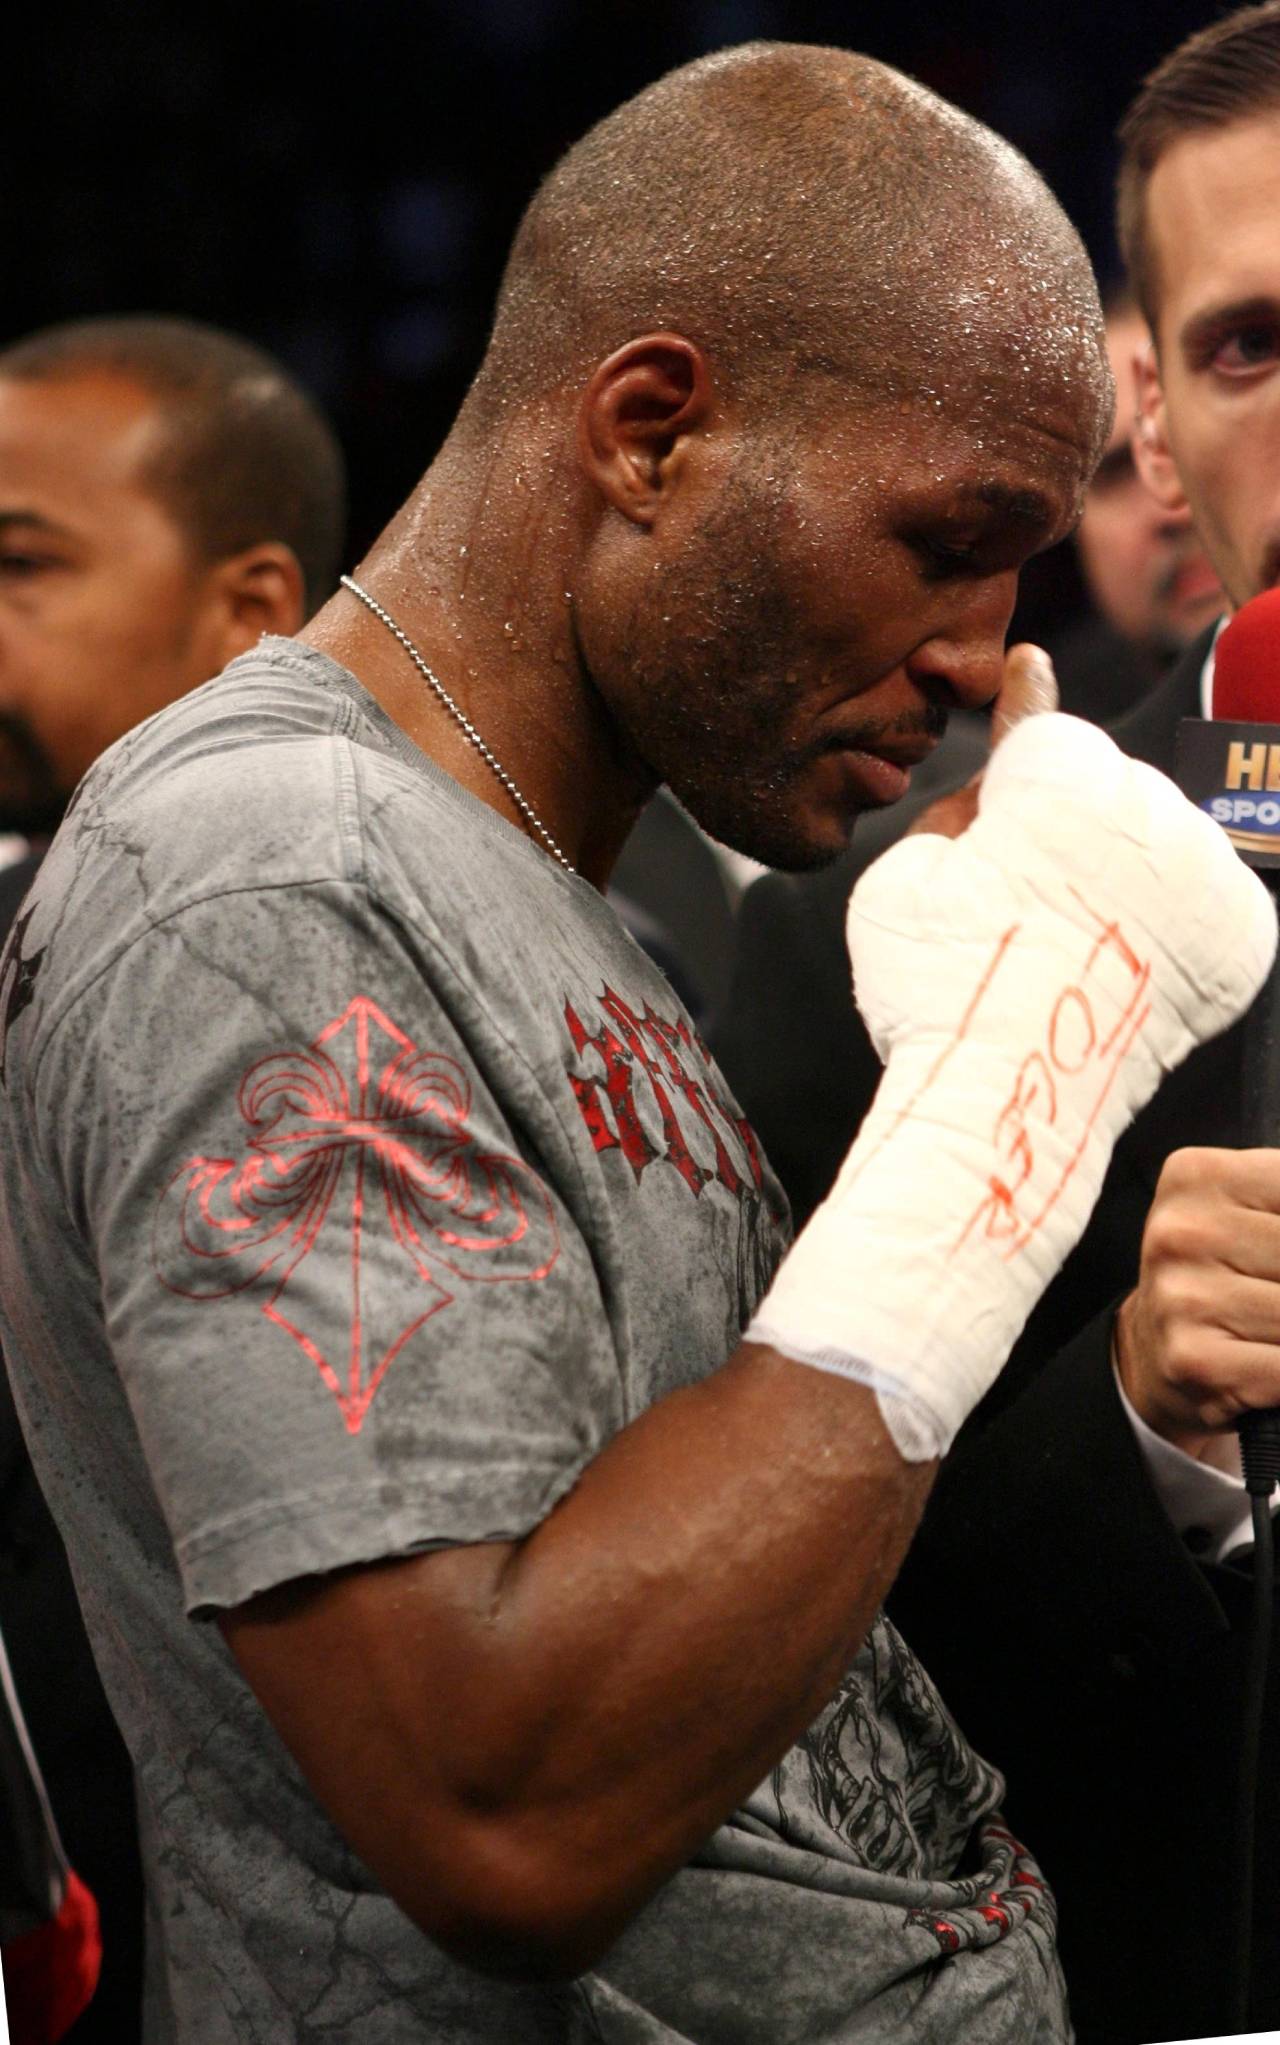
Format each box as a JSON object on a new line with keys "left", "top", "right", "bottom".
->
{"left": 716, "top": 629, "right": 1280, "bottom": 2042}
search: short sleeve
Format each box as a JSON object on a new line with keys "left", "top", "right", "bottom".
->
{"left": 35, "top": 878, "right": 615, "bottom": 1614}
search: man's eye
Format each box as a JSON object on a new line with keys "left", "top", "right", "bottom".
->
{"left": 1212, "top": 325, "right": 1280, "bottom": 374}
{"left": 0, "top": 552, "right": 53, "bottom": 577}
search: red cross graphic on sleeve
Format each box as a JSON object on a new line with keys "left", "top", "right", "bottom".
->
{"left": 153, "top": 997, "right": 559, "bottom": 1432}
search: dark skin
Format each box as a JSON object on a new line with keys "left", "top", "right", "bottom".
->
{"left": 229, "top": 329, "right": 1101, "bottom": 1980}
{"left": 228, "top": 1357, "right": 930, "bottom": 1980}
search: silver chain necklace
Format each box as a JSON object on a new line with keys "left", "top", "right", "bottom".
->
{"left": 339, "top": 574, "right": 573, "bottom": 872}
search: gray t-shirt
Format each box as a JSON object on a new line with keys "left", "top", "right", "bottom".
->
{"left": 0, "top": 641, "right": 1069, "bottom": 2042}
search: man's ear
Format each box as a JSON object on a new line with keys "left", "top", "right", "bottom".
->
{"left": 208, "top": 542, "right": 308, "bottom": 660}
{"left": 1133, "top": 343, "right": 1191, "bottom": 515}
{"left": 577, "top": 333, "right": 715, "bottom": 524}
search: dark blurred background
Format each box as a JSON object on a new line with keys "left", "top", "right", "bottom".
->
{"left": 0, "top": 0, "right": 1224, "bottom": 630}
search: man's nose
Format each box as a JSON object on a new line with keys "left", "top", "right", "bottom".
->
{"left": 904, "top": 572, "right": 1018, "bottom": 714}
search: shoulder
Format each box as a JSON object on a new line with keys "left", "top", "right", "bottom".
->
{"left": 72, "top": 638, "right": 367, "bottom": 870}
{"left": 54, "top": 635, "right": 503, "bottom": 921}
{"left": 9, "top": 642, "right": 471, "bottom": 1057}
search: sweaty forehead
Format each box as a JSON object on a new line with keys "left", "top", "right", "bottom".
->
{"left": 1145, "top": 113, "right": 1280, "bottom": 349}
{"left": 881, "top": 258, "right": 1111, "bottom": 461}
{"left": 889, "top": 353, "right": 1109, "bottom": 503}
{"left": 0, "top": 369, "right": 175, "bottom": 516}
{"left": 814, "top": 373, "right": 1099, "bottom": 532}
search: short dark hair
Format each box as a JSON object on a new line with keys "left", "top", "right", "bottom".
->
{"left": 0, "top": 315, "right": 346, "bottom": 613}
{"left": 1117, "top": 2, "right": 1280, "bottom": 330}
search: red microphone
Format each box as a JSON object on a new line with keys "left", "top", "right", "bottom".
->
{"left": 1177, "top": 593, "right": 1280, "bottom": 867}
{"left": 1213, "top": 585, "right": 1280, "bottom": 722}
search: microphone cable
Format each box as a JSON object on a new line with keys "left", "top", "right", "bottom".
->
{"left": 1230, "top": 1409, "right": 1280, "bottom": 2035}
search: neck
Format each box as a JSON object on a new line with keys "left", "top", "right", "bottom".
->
{"left": 301, "top": 419, "right": 655, "bottom": 885}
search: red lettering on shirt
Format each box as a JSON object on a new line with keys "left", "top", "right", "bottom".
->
{"left": 564, "top": 985, "right": 765, "bottom": 1202}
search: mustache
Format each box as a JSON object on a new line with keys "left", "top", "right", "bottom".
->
{"left": 815, "top": 697, "right": 951, "bottom": 756}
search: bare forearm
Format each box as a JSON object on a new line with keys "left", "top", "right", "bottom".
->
{"left": 228, "top": 1345, "right": 932, "bottom": 1974}
{"left": 463, "top": 1348, "right": 929, "bottom": 1883}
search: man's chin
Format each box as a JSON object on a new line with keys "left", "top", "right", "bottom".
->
{"left": 700, "top": 801, "right": 864, "bottom": 876}
{"left": 662, "top": 754, "right": 892, "bottom": 873}
{"left": 755, "top": 830, "right": 859, "bottom": 875}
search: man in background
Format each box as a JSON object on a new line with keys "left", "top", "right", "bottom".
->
{"left": 0, "top": 313, "right": 345, "bottom": 2040}
{"left": 1053, "top": 281, "right": 1222, "bottom": 724}
{"left": 717, "top": 8, "right": 1280, "bottom": 2039}
{"left": 0, "top": 315, "right": 344, "bottom": 866}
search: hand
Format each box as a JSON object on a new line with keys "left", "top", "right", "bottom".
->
{"left": 907, "top": 642, "right": 1058, "bottom": 842}
{"left": 752, "top": 713, "right": 1276, "bottom": 1461}
{"left": 1115, "top": 1147, "right": 1280, "bottom": 1455}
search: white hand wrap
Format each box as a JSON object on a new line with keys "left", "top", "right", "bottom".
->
{"left": 746, "top": 713, "right": 1277, "bottom": 1461}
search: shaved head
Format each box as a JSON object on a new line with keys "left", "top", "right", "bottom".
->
{"left": 470, "top": 42, "right": 1107, "bottom": 436}
{"left": 361, "top": 42, "right": 1112, "bottom": 879}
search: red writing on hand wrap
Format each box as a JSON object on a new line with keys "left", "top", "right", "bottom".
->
{"left": 952, "top": 892, "right": 1151, "bottom": 1257}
